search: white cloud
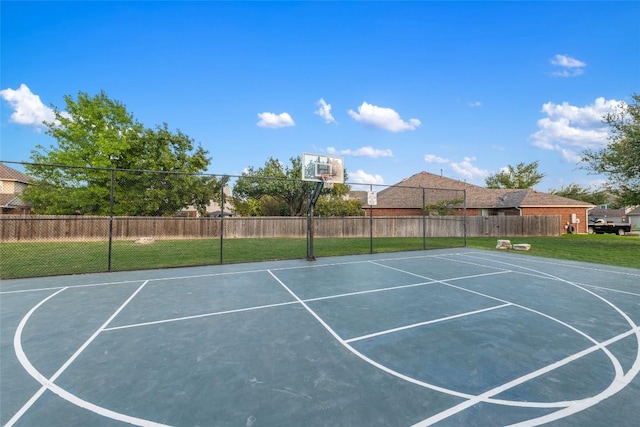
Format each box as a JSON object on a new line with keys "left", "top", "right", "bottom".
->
{"left": 0, "top": 83, "right": 56, "bottom": 128}
{"left": 530, "top": 97, "right": 619, "bottom": 162}
{"left": 256, "top": 112, "right": 295, "bottom": 128}
{"left": 468, "top": 101, "right": 482, "bottom": 108}
{"left": 449, "top": 157, "right": 489, "bottom": 181}
{"left": 348, "top": 102, "right": 421, "bottom": 132}
{"left": 348, "top": 169, "right": 385, "bottom": 188}
{"left": 314, "top": 98, "right": 336, "bottom": 123}
{"left": 328, "top": 146, "right": 393, "bottom": 158}
{"left": 424, "top": 154, "right": 449, "bottom": 164}
{"left": 551, "top": 54, "right": 586, "bottom": 68}
{"left": 549, "top": 54, "right": 586, "bottom": 77}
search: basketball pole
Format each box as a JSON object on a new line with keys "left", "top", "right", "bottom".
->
{"left": 107, "top": 168, "right": 115, "bottom": 272}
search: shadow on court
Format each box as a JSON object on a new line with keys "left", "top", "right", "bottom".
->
{"left": 2, "top": 248, "right": 639, "bottom": 426}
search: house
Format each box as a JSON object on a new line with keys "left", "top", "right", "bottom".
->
{"left": 352, "top": 171, "right": 595, "bottom": 234}
{"left": 0, "top": 163, "right": 31, "bottom": 214}
{"left": 588, "top": 207, "right": 631, "bottom": 224}
{"left": 627, "top": 207, "right": 640, "bottom": 229}
{"left": 179, "top": 185, "right": 234, "bottom": 217}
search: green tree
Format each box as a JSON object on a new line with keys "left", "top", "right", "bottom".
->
{"left": 232, "top": 156, "right": 352, "bottom": 216}
{"left": 232, "top": 157, "right": 307, "bottom": 216}
{"left": 582, "top": 93, "right": 640, "bottom": 206}
{"left": 315, "top": 196, "right": 364, "bottom": 216}
{"left": 24, "top": 91, "right": 213, "bottom": 215}
{"left": 232, "top": 198, "right": 263, "bottom": 217}
{"left": 423, "top": 198, "right": 464, "bottom": 216}
{"left": 485, "top": 161, "right": 545, "bottom": 189}
{"left": 548, "top": 183, "right": 609, "bottom": 206}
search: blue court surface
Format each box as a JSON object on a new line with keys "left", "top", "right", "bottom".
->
{"left": 1, "top": 248, "right": 639, "bottom": 426}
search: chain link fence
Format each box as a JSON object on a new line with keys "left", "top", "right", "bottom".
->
{"left": 1, "top": 162, "right": 470, "bottom": 279}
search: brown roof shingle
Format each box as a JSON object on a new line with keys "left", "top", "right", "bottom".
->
{"left": 0, "top": 193, "right": 29, "bottom": 208}
{"left": 0, "top": 163, "right": 30, "bottom": 183}
{"left": 364, "top": 171, "right": 594, "bottom": 209}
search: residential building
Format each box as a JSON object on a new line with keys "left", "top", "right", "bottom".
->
{"left": 352, "top": 171, "right": 595, "bottom": 234}
{"left": 0, "top": 163, "right": 31, "bottom": 214}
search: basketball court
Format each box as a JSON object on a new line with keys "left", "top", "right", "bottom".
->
{"left": 2, "top": 248, "right": 639, "bottom": 426}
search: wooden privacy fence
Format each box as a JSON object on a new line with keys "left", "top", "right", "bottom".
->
{"left": 1, "top": 215, "right": 562, "bottom": 242}
{"left": 467, "top": 215, "right": 562, "bottom": 237}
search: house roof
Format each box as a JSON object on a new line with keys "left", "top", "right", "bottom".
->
{"left": 356, "top": 171, "right": 595, "bottom": 209}
{"left": 588, "top": 207, "right": 627, "bottom": 218}
{"left": 627, "top": 206, "right": 640, "bottom": 216}
{"left": 347, "top": 191, "right": 368, "bottom": 203}
{"left": 0, "top": 163, "right": 30, "bottom": 184}
{"left": 0, "top": 193, "right": 29, "bottom": 208}
{"left": 509, "top": 189, "right": 595, "bottom": 208}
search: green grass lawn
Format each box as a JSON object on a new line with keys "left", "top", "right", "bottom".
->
{"left": 0, "top": 234, "right": 637, "bottom": 279}
{"left": 465, "top": 234, "right": 640, "bottom": 268}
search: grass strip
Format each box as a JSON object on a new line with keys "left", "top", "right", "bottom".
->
{"left": 0, "top": 234, "right": 637, "bottom": 279}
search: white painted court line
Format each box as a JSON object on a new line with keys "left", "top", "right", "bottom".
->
{"left": 103, "top": 300, "right": 300, "bottom": 331}
{"left": 4, "top": 287, "right": 67, "bottom": 427}
{"left": 345, "top": 303, "right": 512, "bottom": 343}
{"left": 8, "top": 280, "right": 171, "bottom": 427}
{"left": 435, "top": 253, "right": 640, "bottom": 294}
{"left": 430, "top": 254, "right": 563, "bottom": 282}
{"left": 304, "top": 270, "right": 511, "bottom": 303}
{"left": 305, "top": 280, "right": 435, "bottom": 301}
{"left": 578, "top": 284, "right": 640, "bottom": 298}
{"left": 103, "top": 270, "right": 511, "bottom": 331}
{"left": 398, "top": 253, "right": 640, "bottom": 426}
{"left": 101, "top": 280, "right": 437, "bottom": 331}
{"left": 0, "top": 279, "right": 145, "bottom": 295}
{"left": 370, "top": 261, "right": 514, "bottom": 306}
{"left": 0, "top": 269, "right": 272, "bottom": 295}
{"left": 5, "top": 249, "right": 637, "bottom": 426}
{"left": 371, "top": 259, "right": 634, "bottom": 349}
{"left": 460, "top": 251, "right": 640, "bottom": 277}
{"left": 266, "top": 251, "right": 477, "bottom": 272}
{"left": 0, "top": 257, "right": 380, "bottom": 295}
{"left": 449, "top": 253, "right": 640, "bottom": 334}
{"left": 268, "top": 266, "right": 639, "bottom": 416}
{"left": 373, "top": 257, "right": 629, "bottom": 375}
{"left": 0, "top": 249, "right": 479, "bottom": 296}
{"left": 0, "top": 250, "right": 488, "bottom": 296}
{"left": 266, "top": 269, "right": 479, "bottom": 401}
{"left": 411, "top": 325, "right": 640, "bottom": 426}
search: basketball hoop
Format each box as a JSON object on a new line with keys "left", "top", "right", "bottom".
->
{"left": 321, "top": 174, "right": 334, "bottom": 190}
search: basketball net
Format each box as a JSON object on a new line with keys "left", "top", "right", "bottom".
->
{"left": 321, "top": 174, "right": 334, "bottom": 190}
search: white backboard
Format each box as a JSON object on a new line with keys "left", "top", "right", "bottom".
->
{"left": 301, "top": 153, "right": 345, "bottom": 183}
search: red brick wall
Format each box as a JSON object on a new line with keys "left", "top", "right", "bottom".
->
{"left": 522, "top": 207, "right": 589, "bottom": 234}
{"left": 368, "top": 206, "right": 590, "bottom": 234}
{"left": 367, "top": 208, "right": 421, "bottom": 216}
{"left": 368, "top": 208, "right": 479, "bottom": 216}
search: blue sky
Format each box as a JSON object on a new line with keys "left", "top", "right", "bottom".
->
{"left": 1, "top": 1, "right": 638, "bottom": 192}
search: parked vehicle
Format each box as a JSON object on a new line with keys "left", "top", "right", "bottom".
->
{"left": 588, "top": 218, "right": 631, "bottom": 235}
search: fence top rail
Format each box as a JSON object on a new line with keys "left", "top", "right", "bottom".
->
{"left": 1, "top": 214, "right": 562, "bottom": 220}
{"left": 2, "top": 160, "right": 471, "bottom": 191}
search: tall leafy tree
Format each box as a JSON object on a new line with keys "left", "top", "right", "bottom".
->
{"left": 582, "top": 93, "right": 640, "bottom": 206}
{"left": 232, "top": 157, "right": 309, "bottom": 216}
{"left": 315, "top": 196, "right": 364, "bottom": 217}
{"left": 485, "top": 161, "right": 545, "bottom": 189}
{"left": 24, "top": 91, "right": 213, "bottom": 215}
{"left": 232, "top": 156, "right": 351, "bottom": 216}
{"left": 548, "top": 183, "right": 609, "bottom": 206}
